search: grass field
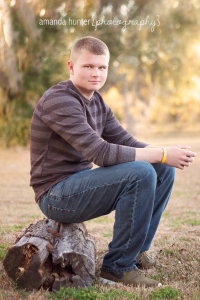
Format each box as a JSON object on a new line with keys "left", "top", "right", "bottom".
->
{"left": 0, "top": 138, "right": 200, "bottom": 300}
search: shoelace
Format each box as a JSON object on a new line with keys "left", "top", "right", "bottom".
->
{"left": 141, "top": 252, "right": 158, "bottom": 267}
{"left": 141, "top": 252, "right": 151, "bottom": 262}
{"left": 135, "top": 268, "right": 144, "bottom": 275}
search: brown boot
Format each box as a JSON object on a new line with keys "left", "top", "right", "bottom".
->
{"left": 136, "top": 251, "right": 167, "bottom": 270}
{"left": 100, "top": 268, "right": 161, "bottom": 287}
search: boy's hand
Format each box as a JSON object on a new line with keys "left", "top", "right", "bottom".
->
{"left": 165, "top": 145, "right": 197, "bottom": 170}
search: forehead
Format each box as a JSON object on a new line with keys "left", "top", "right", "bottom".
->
{"left": 75, "top": 51, "right": 109, "bottom": 66}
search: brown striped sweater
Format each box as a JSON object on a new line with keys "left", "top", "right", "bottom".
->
{"left": 30, "top": 79, "right": 148, "bottom": 202}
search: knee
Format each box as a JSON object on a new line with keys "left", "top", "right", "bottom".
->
{"left": 134, "top": 161, "right": 157, "bottom": 185}
{"left": 144, "top": 161, "right": 157, "bottom": 183}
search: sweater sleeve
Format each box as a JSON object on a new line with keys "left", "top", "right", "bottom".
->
{"left": 40, "top": 93, "right": 139, "bottom": 167}
{"left": 102, "top": 103, "right": 148, "bottom": 148}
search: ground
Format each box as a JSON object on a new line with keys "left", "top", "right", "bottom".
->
{"left": 0, "top": 136, "right": 200, "bottom": 299}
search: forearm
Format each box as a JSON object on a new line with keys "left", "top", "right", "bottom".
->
{"left": 135, "top": 147, "right": 163, "bottom": 163}
{"left": 145, "top": 144, "right": 161, "bottom": 148}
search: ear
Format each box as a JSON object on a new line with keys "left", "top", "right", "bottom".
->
{"left": 68, "top": 61, "right": 74, "bottom": 75}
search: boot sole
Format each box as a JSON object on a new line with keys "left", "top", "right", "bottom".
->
{"left": 99, "top": 277, "right": 162, "bottom": 287}
{"left": 99, "top": 277, "right": 117, "bottom": 285}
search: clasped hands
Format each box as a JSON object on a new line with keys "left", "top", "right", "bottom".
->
{"left": 164, "top": 145, "right": 197, "bottom": 170}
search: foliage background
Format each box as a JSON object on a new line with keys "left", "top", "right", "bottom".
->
{"left": 0, "top": 0, "right": 200, "bottom": 146}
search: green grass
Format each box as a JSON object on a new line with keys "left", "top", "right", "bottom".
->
{"left": 102, "top": 233, "right": 113, "bottom": 237}
{"left": 166, "top": 217, "right": 182, "bottom": 228}
{"left": 167, "top": 223, "right": 181, "bottom": 229}
{"left": 48, "top": 287, "right": 142, "bottom": 300}
{"left": 162, "top": 249, "right": 181, "bottom": 256}
{"left": 14, "top": 287, "right": 30, "bottom": 299}
{"left": 162, "top": 212, "right": 170, "bottom": 218}
{"left": 0, "top": 224, "right": 24, "bottom": 234}
{"left": 0, "top": 289, "right": 9, "bottom": 299}
{"left": 181, "top": 219, "right": 200, "bottom": 226}
{"left": 87, "top": 216, "right": 114, "bottom": 224}
{"left": 22, "top": 214, "right": 41, "bottom": 219}
{"left": 149, "top": 287, "right": 180, "bottom": 299}
{"left": 151, "top": 273, "right": 165, "bottom": 282}
{"left": 0, "top": 243, "right": 10, "bottom": 260}
{"left": 154, "top": 239, "right": 164, "bottom": 247}
{"left": 193, "top": 290, "right": 200, "bottom": 299}
{"left": 174, "top": 191, "right": 187, "bottom": 196}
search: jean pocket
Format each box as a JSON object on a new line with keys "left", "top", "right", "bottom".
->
{"left": 48, "top": 204, "right": 83, "bottom": 223}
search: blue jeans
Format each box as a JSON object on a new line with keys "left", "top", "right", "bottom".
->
{"left": 39, "top": 161, "right": 175, "bottom": 273}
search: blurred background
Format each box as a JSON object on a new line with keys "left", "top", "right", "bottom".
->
{"left": 0, "top": 0, "right": 200, "bottom": 147}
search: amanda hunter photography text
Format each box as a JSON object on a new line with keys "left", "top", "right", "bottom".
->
{"left": 39, "top": 15, "right": 160, "bottom": 32}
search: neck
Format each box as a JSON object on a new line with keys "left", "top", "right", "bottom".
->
{"left": 70, "top": 78, "right": 94, "bottom": 100}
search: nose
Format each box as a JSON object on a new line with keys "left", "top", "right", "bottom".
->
{"left": 91, "top": 67, "right": 99, "bottom": 77}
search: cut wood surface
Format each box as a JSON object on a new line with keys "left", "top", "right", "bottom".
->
{"left": 3, "top": 219, "right": 95, "bottom": 291}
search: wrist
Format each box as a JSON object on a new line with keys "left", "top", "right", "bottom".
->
{"left": 156, "top": 148, "right": 164, "bottom": 163}
{"left": 161, "top": 147, "right": 167, "bottom": 164}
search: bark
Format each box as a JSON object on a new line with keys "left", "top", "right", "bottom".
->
{"left": 17, "top": 0, "right": 41, "bottom": 41}
{"left": 1, "top": 0, "right": 23, "bottom": 96}
{"left": 3, "top": 219, "right": 95, "bottom": 291}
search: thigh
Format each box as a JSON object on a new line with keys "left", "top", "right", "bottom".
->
{"left": 39, "top": 161, "right": 155, "bottom": 223}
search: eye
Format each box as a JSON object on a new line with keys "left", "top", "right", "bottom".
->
{"left": 85, "top": 65, "right": 91, "bottom": 69}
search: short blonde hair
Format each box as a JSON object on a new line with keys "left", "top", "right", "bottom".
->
{"left": 70, "top": 36, "right": 110, "bottom": 64}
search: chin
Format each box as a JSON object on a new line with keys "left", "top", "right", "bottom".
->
{"left": 87, "top": 85, "right": 99, "bottom": 90}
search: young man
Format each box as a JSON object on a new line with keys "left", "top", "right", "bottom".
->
{"left": 30, "top": 36, "right": 196, "bottom": 287}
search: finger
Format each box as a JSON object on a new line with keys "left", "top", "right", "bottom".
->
{"left": 180, "top": 161, "right": 190, "bottom": 167}
{"left": 184, "top": 150, "right": 197, "bottom": 157}
{"left": 178, "top": 164, "right": 184, "bottom": 170}
{"left": 189, "top": 152, "right": 197, "bottom": 157}
{"left": 185, "top": 157, "right": 194, "bottom": 163}
{"left": 177, "top": 145, "right": 191, "bottom": 150}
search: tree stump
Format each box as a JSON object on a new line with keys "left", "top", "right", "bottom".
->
{"left": 3, "top": 219, "right": 95, "bottom": 291}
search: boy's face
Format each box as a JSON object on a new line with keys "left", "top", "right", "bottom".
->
{"left": 68, "top": 51, "right": 109, "bottom": 100}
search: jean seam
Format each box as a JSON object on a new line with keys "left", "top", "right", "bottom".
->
{"left": 49, "top": 169, "right": 90, "bottom": 195}
{"left": 121, "top": 168, "right": 157, "bottom": 257}
{"left": 102, "top": 168, "right": 155, "bottom": 270}
{"left": 48, "top": 204, "right": 83, "bottom": 222}
{"left": 107, "top": 180, "right": 138, "bottom": 265}
{"left": 50, "top": 179, "right": 129, "bottom": 199}
{"left": 121, "top": 179, "right": 138, "bottom": 258}
{"left": 50, "top": 172, "right": 150, "bottom": 199}
{"left": 116, "top": 169, "right": 153, "bottom": 259}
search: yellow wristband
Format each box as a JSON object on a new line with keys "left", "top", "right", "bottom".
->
{"left": 161, "top": 147, "right": 167, "bottom": 164}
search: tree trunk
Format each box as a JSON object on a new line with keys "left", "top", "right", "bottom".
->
{"left": 1, "top": 0, "right": 23, "bottom": 97}
{"left": 3, "top": 219, "right": 95, "bottom": 291}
